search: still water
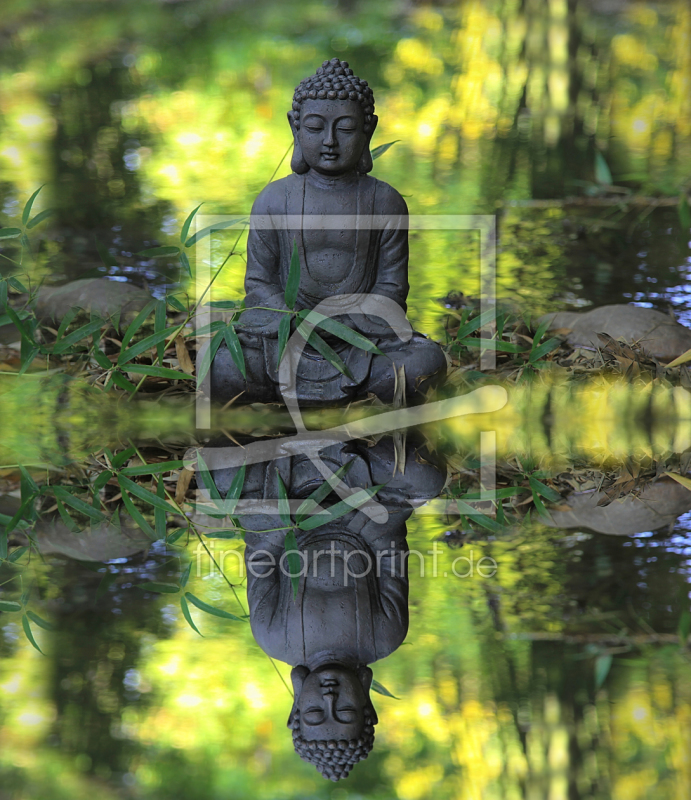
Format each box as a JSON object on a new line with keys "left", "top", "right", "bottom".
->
{"left": 1, "top": 1, "right": 691, "bottom": 798}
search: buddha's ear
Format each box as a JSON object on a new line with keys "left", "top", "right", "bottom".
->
{"left": 287, "top": 665, "right": 309, "bottom": 727}
{"left": 287, "top": 111, "right": 309, "bottom": 174}
{"left": 358, "top": 115, "right": 378, "bottom": 174}
{"left": 357, "top": 665, "right": 378, "bottom": 724}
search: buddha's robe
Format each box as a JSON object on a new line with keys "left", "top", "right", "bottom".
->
{"left": 208, "top": 171, "right": 446, "bottom": 405}
{"left": 200, "top": 438, "right": 445, "bottom": 669}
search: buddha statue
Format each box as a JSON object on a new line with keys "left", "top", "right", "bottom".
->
{"left": 206, "top": 57, "right": 447, "bottom": 406}
{"left": 197, "top": 434, "right": 446, "bottom": 779}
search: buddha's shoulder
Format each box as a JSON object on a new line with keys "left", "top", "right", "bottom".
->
{"left": 250, "top": 175, "right": 299, "bottom": 213}
{"left": 367, "top": 176, "right": 408, "bottom": 215}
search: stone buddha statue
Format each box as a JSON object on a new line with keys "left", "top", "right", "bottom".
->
{"left": 197, "top": 434, "right": 446, "bottom": 780}
{"left": 207, "top": 57, "right": 446, "bottom": 406}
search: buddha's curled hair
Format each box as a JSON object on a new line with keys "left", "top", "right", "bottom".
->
{"left": 291, "top": 707, "right": 376, "bottom": 782}
{"left": 291, "top": 57, "right": 376, "bottom": 134}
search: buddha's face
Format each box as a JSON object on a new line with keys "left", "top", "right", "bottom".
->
{"left": 295, "top": 99, "right": 370, "bottom": 176}
{"left": 297, "top": 665, "right": 367, "bottom": 741}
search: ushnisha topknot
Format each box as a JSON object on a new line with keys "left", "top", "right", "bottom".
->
{"left": 290, "top": 707, "right": 376, "bottom": 782}
{"left": 291, "top": 57, "right": 376, "bottom": 133}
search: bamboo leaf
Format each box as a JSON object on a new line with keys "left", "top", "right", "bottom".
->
{"left": 121, "top": 461, "right": 185, "bottom": 476}
{"left": 530, "top": 486, "right": 552, "bottom": 522}
{"left": 117, "top": 475, "right": 179, "bottom": 515}
{"left": 154, "top": 299, "right": 166, "bottom": 362}
{"left": 180, "top": 563, "right": 192, "bottom": 589}
{"left": 224, "top": 463, "right": 246, "bottom": 517}
{"left": 284, "top": 239, "right": 300, "bottom": 310}
{"left": 455, "top": 498, "right": 504, "bottom": 533}
{"left": 679, "top": 195, "right": 691, "bottom": 232}
{"left": 455, "top": 306, "right": 497, "bottom": 341}
{"left": 52, "top": 317, "right": 105, "bottom": 354}
{"left": 0, "top": 227, "right": 22, "bottom": 240}
{"left": 196, "top": 327, "right": 225, "bottom": 384}
{"left": 595, "top": 151, "right": 613, "bottom": 186}
{"left": 595, "top": 654, "right": 613, "bottom": 690}
{"left": 298, "top": 309, "right": 382, "bottom": 354}
{"left": 22, "top": 185, "right": 45, "bottom": 226}
{"left": 529, "top": 337, "right": 561, "bottom": 363}
{"left": 0, "top": 601, "right": 22, "bottom": 613}
{"left": 119, "top": 299, "right": 157, "bottom": 352}
{"left": 26, "top": 610, "right": 55, "bottom": 631}
{"left": 55, "top": 306, "right": 81, "bottom": 344}
{"left": 276, "top": 471, "right": 291, "bottom": 527}
{"left": 179, "top": 250, "right": 192, "bottom": 277}
{"left": 55, "top": 497, "right": 81, "bottom": 533}
{"left": 154, "top": 478, "right": 166, "bottom": 540}
{"left": 371, "top": 141, "right": 400, "bottom": 161}
{"left": 167, "top": 294, "right": 187, "bottom": 313}
{"left": 180, "top": 203, "right": 203, "bottom": 243}
{"left": 52, "top": 487, "right": 106, "bottom": 522}
{"left": 185, "top": 217, "right": 246, "bottom": 248}
{"left": 26, "top": 208, "right": 55, "bottom": 230}
{"left": 180, "top": 595, "right": 203, "bottom": 636}
{"left": 371, "top": 678, "right": 398, "bottom": 698}
{"left": 8, "top": 546, "right": 29, "bottom": 563}
{"left": 184, "top": 592, "right": 243, "bottom": 621}
{"left": 118, "top": 326, "right": 179, "bottom": 366}
{"left": 119, "top": 489, "right": 156, "bottom": 539}
{"left": 223, "top": 324, "right": 246, "bottom": 379}
{"left": 295, "top": 461, "right": 353, "bottom": 524}
{"left": 297, "top": 323, "right": 352, "bottom": 378}
{"left": 110, "top": 370, "right": 137, "bottom": 393}
{"left": 22, "top": 614, "right": 44, "bottom": 654}
{"left": 196, "top": 450, "right": 222, "bottom": 504}
{"left": 297, "top": 485, "right": 382, "bottom": 531}
{"left": 528, "top": 476, "right": 561, "bottom": 503}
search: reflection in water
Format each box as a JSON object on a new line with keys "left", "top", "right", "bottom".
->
{"left": 200, "top": 435, "right": 445, "bottom": 780}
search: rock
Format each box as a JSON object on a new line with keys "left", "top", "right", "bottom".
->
{"left": 36, "top": 278, "right": 152, "bottom": 326}
{"left": 35, "top": 517, "right": 151, "bottom": 561}
{"left": 543, "top": 477, "right": 691, "bottom": 535}
{"left": 539, "top": 304, "right": 691, "bottom": 361}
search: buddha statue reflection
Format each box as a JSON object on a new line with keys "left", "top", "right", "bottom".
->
{"left": 197, "top": 435, "right": 446, "bottom": 780}
{"left": 207, "top": 58, "right": 447, "bottom": 406}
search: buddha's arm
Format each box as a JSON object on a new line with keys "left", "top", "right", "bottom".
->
{"left": 241, "top": 188, "right": 288, "bottom": 336}
{"left": 245, "top": 529, "right": 286, "bottom": 652}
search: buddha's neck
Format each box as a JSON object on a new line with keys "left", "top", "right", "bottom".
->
{"left": 306, "top": 170, "right": 359, "bottom": 190}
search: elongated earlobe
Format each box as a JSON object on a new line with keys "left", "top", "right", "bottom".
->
{"left": 287, "top": 111, "right": 309, "bottom": 174}
{"left": 358, "top": 114, "right": 378, "bottom": 174}
{"left": 287, "top": 665, "right": 309, "bottom": 727}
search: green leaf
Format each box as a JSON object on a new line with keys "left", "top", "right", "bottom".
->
{"left": 137, "top": 582, "right": 179, "bottom": 593}
{"left": 297, "top": 323, "right": 352, "bottom": 378}
{"left": 180, "top": 595, "right": 203, "bottom": 636}
{"left": 203, "top": 530, "right": 242, "bottom": 540}
{"left": 196, "top": 327, "right": 225, "bottom": 384}
{"left": 119, "top": 489, "right": 156, "bottom": 539}
{"left": 119, "top": 299, "right": 157, "bottom": 353}
{"left": 530, "top": 486, "right": 552, "bottom": 522}
{"left": 223, "top": 325, "right": 246, "bottom": 379}
{"left": 529, "top": 337, "right": 561, "bottom": 363}
{"left": 19, "top": 465, "right": 39, "bottom": 499}
{"left": 92, "top": 469, "right": 114, "bottom": 492}
{"left": 121, "top": 460, "right": 184, "bottom": 476}
{"left": 196, "top": 450, "right": 222, "bottom": 504}
{"left": 184, "top": 592, "right": 243, "bottom": 621}
{"left": 22, "top": 614, "right": 44, "bottom": 654}
{"left": 110, "top": 370, "right": 137, "bottom": 393}
{"left": 595, "top": 151, "right": 613, "bottom": 186}
{"left": 298, "top": 485, "right": 382, "bottom": 531}
{"left": 295, "top": 461, "right": 354, "bottom": 524}
{"left": 277, "top": 313, "right": 291, "bottom": 366}
{"left": 117, "top": 475, "right": 179, "bottom": 515}
{"left": 371, "top": 678, "right": 398, "bottom": 698}
{"left": 595, "top": 653, "right": 613, "bottom": 690}
{"left": 118, "top": 326, "right": 179, "bottom": 366}
{"left": 167, "top": 528, "right": 187, "bottom": 544}
{"left": 284, "top": 239, "right": 300, "bottom": 310}
{"left": 455, "top": 498, "right": 504, "bottom": 533}
{"left": 26, "top": 610, "right": 55, "bottom": 631}
{"left": 0, "top": 227, "right": 22, "bottom": 240}
{"left": 455, "top": 306, "right": 498, "bottom": 340}
{"left": 3, "top": 304, "right": 33, "bottom": 342}
{"left": 8, "top": 546, "right": 29, "bottom": 563}
{"left": 224, "top": 463, "right": 246, "bottom": 517}
{"left": 125, "top": 364, "right": 194, "bottom": 381}
{"left": 52, "top": 487, "right": 106, "bottom": 522}
{"left": 26, "top": 208, "right": 55, "bottom": 230}
{"left": 55, "top": 306, "right": 81, "bottom": 344}
{"left": 154, "top": 477, "right": 166, "bottom": 540}
{"left": 371, "top": 141, "right": 400, "bottom": 161}
{"left": 137, "top": 246, "right": 181, "bottom": 258}
{"left": 528, "top": 476, "right": 561, "bottom": 503}
{"left": 110, "top": 447, "right": 136, "bottom": 469}
{"left": 298, "top": 309, "right": 383, "bottom": 355}
{"left": 167, "top": 294, "right": 187, "bottom": 313}
{"left": 18, "top": 345, "right": 40, "bottom": 375}
{"left": 678, "top": 610, "right": 691, "bottom": 642}
{"left": 460, "top": 487, "right": 527, "bottom": 500}
{"left": 0, "top": 530, "right": 7, "bottom": 560}
{"left": 678, "top": 195, "right": 691, "bottom": 232}
{"left": 530, "top": 318, "right": 551, "bottom": 351}
{"left": 179, "top": 563, "right": 192, "bottom": 589}
{"left": 0, "top": 601, "right": 22, "bottom": 613}
{"left": 185, "top": 217, "right": 246, "bottom": 248}
{"left": 179, "top": 250, "right": 192, "bottom": 277}
{"left": 22, "top": 185, "right": 45, "bottom": 226}
{"left": 52, "top": 316, "right": 105, "bottom": 354}
{"left": 208, "top": 300, "right": 239, "bottom": 309}
{"left": 95, "top": 238, "right": 116, "bottom": 268}
{"left": 180, "top": 203, "right": 203, "bottom": 244}
{"left": 462, "top": 339, "right": 528, "bottom": 353}
{"left": 283, "top": 529, "right": 301, "bottom": 600}
{"left": 55, "top": 497, "right": 81, "bottom": 533}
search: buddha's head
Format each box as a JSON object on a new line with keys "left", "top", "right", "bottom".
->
{"left": 288, "top": 58, "right": 378, "bottom": 176}
{"left": 288, "top": 663, "right": 378, "bottom": 781}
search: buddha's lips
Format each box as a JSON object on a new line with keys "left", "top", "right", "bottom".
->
{"left": 321, "top": 153, "right": 339, "bottom": 160}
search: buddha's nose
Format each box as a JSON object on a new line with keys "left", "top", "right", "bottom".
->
{"left": 323, "top": 127, "right": 337, "bottom": 148}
